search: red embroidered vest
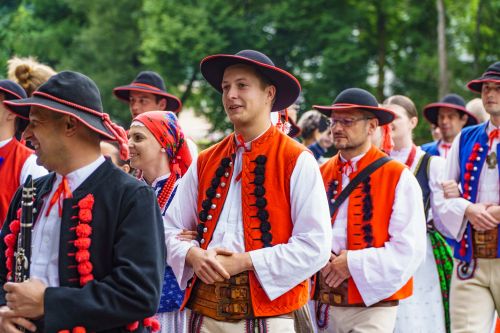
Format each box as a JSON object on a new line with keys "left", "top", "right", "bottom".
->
{"left": 182, "top": 126, "right": 310, "bottom": 316}
{"left": 320, "top": 145, "right": 413, "bottom": 304}
{"left": 0, "top": 138, "right": 33, "bottom": 226}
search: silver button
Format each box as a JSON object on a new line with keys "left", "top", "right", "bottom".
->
{"left": 220, "top": 182, "right": 226, "bottom": 188}
{"left": 333, "top": 190, "right": 338, "bottom": 195}
{"left": 215, "top": 193, "right": 221, "bottom": 199}
{"left": 200, "top": 239, "right": 205, "bottom": 244}
{"left": 476, "top": 157, "right": 481, "bottom": 161}
{"left": 211, "top": 204, "right": 216, "bottom": 210}
{"left": 188, "top": 282, "right": 192, "bottom": 288}
{"left": 473, "top": 166, "right": 478, "bottom": 171}
{"left": 330, "top": 199, "right": 335, "bottom": 204}
{"left": 203, "top": 227, "right": 208, "bottom": 233}
{"left": 464, "top": 234, "right": 468, "bottom": 239}
{"left": 207, "top": 215, "right": 213, "bottom": 220}
{"left": 479, "top": 147, "right": 484, "bottom": 152}
{"left": 469, "top": 186, "right": 472, "bottom": 191}
{"left": 471, "top": 176, "right": 475, "bottom": 181}
{"left": 229, "top": 162, "right": 233, "bottom": 167}
{"left": 467, "top": 195, "right": 472, "bottom": 200}
{"left": 224, "top": 172, "right": 229, "bottom": 177}
{"left": 334, "top": 180, "right": 339, "bottom": 185}
{"left": 465, "top": 244, "right": 469, "bottom": 248}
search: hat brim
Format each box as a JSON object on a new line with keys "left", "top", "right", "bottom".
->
{"left": 313, "top": 104, "right": 395, "bottom": 126}
{"left": 3, "top": 96, "right": 115, "bottom": 140}
{"left": 0, "top": 86, "right": 24, "bottom": 101}
{"left": 200, "top": 54, "right": 301, "bottom": 112}
{"left": 467, "top": 79, "right": 500, "bottom": 94}
{"left": 423, "top": 102, "right": 478, "bottom": 127}
{"left": 113, "top": 85, "right": 182, "bottom": 112}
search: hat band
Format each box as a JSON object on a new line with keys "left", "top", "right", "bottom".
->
{"left": 483, "top": 71, "right": 500, "bottom": 77}
{"left": 34, "top": 91, "right": 102, "bottom": 116}
{"left": 332, "top": 103, "right": 375, "bottom": 108}
{"left": 131, "top": 82, "right": 164, "bottom": 92}
{"left": 0, "top": 87, "right": 23, "bottom": 99}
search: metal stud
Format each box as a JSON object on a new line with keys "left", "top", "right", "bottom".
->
{"left": 330, "top": 199, "right": 335, "bottom": 204}
{"left": 207, "top": 215, "right": 213, "bottom": 220}
{"left": 203, "top": 227, "right": 208, "bottom": 233}
{"left": 220, "top": 182, "right": 226, "bottom": 188}
{"left": 211, "top": 204, "right": 216, "bottom": 210}
{"left": 476, "top": 157, "right": 481, "bottom": 161}
{"left": 473, "top": 166, "right": 478, "bottom": 171}
{"left": 471, "top": 176, "right": 475, "bottom": 181}
{"left": 479, "top": 147, "right": 484, "bottom": 152}
{"left": 200, "top": 239, "right": 205, "bottom": 244}
{"left": 216, "top": 193, "right": 221, "bottom": 199}
{"left": 224, "top": 172, "right": 229, "bottom": 177}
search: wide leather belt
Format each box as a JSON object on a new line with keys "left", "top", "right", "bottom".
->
{"left": 473, "top": 228, "right": 498, "bottom": 259}
{"left": 187, "top": 272, "right": 254, "bottom": 321}
{"left": 314, "top": 273, "right": 399, "bottom": 308}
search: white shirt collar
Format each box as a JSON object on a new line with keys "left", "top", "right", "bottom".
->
{"left": 55, "top": 155, "right": 106, "bottom": 192}
{"left": 0, "top": 137, "right": 13, "bottom": 148}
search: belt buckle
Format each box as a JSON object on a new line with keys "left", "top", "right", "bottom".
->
{"left": 216, "top": 299, "right": 249, "bottom": 318}
{"left": 215, "top": 285, "right": 249, "bottom": 300}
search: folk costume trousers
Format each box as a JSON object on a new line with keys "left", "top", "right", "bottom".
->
{"left": 188, "top": 313, "right": 295, "bottom": 333}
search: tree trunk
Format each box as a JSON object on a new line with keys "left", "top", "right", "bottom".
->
{"left": 473, "top": 0, "right": 483, "bottom": 74}
{"left": 437, "top": 0, "right": 448, "bottom": 98}
{"left": 375, "top": 0, "right": 386, "bottom": 102}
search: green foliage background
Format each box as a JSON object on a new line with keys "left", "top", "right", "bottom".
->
{"left": 0, "top": 0, "right": 498, "bottom": 143}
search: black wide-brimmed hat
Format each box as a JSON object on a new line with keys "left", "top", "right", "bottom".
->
{"left": 3, "top": 71, "right": 129, "bottom": 159}
{"left": 0, "top": 80, "right": 27, "bottom": 101}
{"left": 423, "top": 93, "right": 478, "bottom": 127}
{"left": 467, "top": 61, "right": 500, "bottom": 93}
{"left": 113, "top": 71, "right": 182, "bottom": 112}
{"left": 313, "top": 88, "right": 395, "bottom": 125}
{"left": 200, "top": 49, "right": 301, "bottom": 112}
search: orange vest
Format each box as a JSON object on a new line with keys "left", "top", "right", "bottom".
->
{"left": 0, "top": 138, "right": 33, "bottom": 227}
{"left": 182, "top": 126, "right": 310, "bottom": 317}
{"left": 320, "top": 145, "right": 413, "bottom": 304}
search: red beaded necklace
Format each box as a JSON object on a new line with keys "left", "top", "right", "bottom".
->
{"left": 157, "top": 172, "right": 177, "bottom": 210}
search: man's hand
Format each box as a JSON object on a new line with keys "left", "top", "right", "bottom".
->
{"left": 215, "top": 252, "right": 253, "bottom": 277}
{"left": 3, "top": 279, "right": 46, "bottom": 319}
{"left": 321, "top": 250, "right": 351, "bottom": 288}
{"left": 465, "top": 203, "right": 499, "bottom": 231}
{"left": 0, "top": 306, "right": 37, "bottom": 333}
{"left": 186, "top": 247, "right": 232, "bottom": 284}
{"left": 176, "top": 229, "right": 198, "bottom": 242}
{"left": 441, "top": 180, "right": 461, "bottom": 199}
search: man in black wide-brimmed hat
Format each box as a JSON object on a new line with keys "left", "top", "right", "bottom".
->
{"left": 0, "top": 71, "right": 164, "bottom": 333}
{"left": 421, "top": 93, "right": 478, "bottom": 158}
{"left": 313, "top": 88, "right": 426, "bottom": 333}
{"left": 438, "top": 61, "right": 500, "bottom": 332}
{"left": 163, "top": 49, "right": 331, "bottom": 332}
{"left": 113, "top": 71, "right": 198, "bottom": 158}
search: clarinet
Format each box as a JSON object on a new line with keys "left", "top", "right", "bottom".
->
{"left": 14, "top": 175, "right": 34, "bottom": 283}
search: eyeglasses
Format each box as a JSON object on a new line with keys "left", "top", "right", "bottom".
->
{"left": 328, "top": 117, "right": 374, "bottom": 128}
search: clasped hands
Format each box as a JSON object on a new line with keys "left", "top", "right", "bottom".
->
{"left": 321, "top": 250, "right": 351, "bottom": 288}
{"left": 442, "top": 180, "right": 500, "bottom": 231}
{"left": 0, "top": 279, "right": 46, "bottom": 332}
{"left": 186, "top": 247, "right": 253, "bottom": 284}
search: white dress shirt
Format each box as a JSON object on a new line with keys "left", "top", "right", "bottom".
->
{"left": 439, "top": 122, "right": 500, "bottom": 240}
{"left": 30, "top": 156, "right": 105, "bottom": 287}
{"left": 332, "top": 151, "right": 426, "bottom": 306}
{"left": 164, "top": 131, "right": 332, "bottom": 301}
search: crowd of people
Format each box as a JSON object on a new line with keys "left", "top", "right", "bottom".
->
{"left": 0, "top": 51, "right": 498, "bottom": 333}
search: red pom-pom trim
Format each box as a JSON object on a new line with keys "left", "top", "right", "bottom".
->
{"left": 75, "top": 250, "right": 90, "bottom": 263}
{"left": 72, "top": 327, "right": 87, "bottom": 333}
{"left": 143, "top": 317, "right": 152, "bottom": 326}
{"left": 76, "top": 224, "right": 92, "bottom": 238}
{"left": 78, "top": 194, "right": 95, "bottom": 210}
{"left": 9, "top": 220, "right": 20, "bottom": 234}
{"left": 80, "top": 274, "right": 94, "bottom": 286}
{"left": 4, "top": 233, "right": 16, "bottom": 247}
{"left": 5, "top": 248, "right": 14, "bottom": 258}
{"left": 77, "top": 262, "right": 93, "bottom": 276}
{"left": 125, "top": 321, "right": 139, "bottom": 331}
{"left": 74, "top": 238, "right": 91, "bottom": 250}
{"left": 151, "top": 318, "right": 160, "bottom": 332}
{"left": 78, "top": 209, "right": 92, "bottom": 224}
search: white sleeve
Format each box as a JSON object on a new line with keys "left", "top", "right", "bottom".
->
{"left": 20, "top": 154, "right": 48, "bottom": 183}
{"left": 186, "top": 138, "right": 199, "bottom": 160}
{"left": 435, "top": 133, "right": 470, "bottom": 240}
{"left": 249, "top": 151, "right": 332, "bottom": 301}
{"left": 164, "top": 159, "right": 199, "bottom": 288}
{"left": 346, "top": 168, "right": 427, "bottom": 306}
{"left": 428, "top": 155, "right": 468, "bottom": 239}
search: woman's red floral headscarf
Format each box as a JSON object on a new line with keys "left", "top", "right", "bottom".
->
{"left": 133, "top": 111, "right": 192, "bottom": 176}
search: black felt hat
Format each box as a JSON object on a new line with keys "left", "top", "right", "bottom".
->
{"left": 200, "top": 49, "right": 301, "bottom": 112}
{"left": 423, "top": 94, "right": 478, "bottom": 127}
{"left": 113, "top": 71, "right": 182, "bottom": 112}
{"left": 467, "top": 61, "right": 500, "bottom": 93}
{"left": 0, "top": 80, "right": 27, "bottom": 101}
{"left": 313, "top": 88, "right": 395, "bottom": 125}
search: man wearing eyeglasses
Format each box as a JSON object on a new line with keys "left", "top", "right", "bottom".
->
{"left": 312, "top": 88, "right": 426, "bottom": 333}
